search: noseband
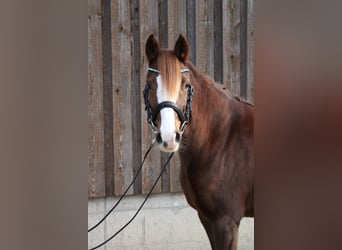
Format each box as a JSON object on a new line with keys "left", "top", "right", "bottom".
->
{"left": 143, "top": 67, "right": 194, "bottom": 134}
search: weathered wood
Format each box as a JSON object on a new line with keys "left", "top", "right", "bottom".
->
{"left": 139, "top": 0, "right": 161, "bottom": 194}
{"left": 167, "top": 0, "right": 186, "bottom": 193}
{"left": 167, "top": 0, "right": 187, "bottom": 46}
{"left": 88, "top": 0, "right": 105, "bottom": 197}
{"left": 247, "top": 0, "right": 254, "bottom": 103}
{"left": 223, "top": 0, "right": 241, "bottom": 96}
{"left": 158, "top": 0, "right": 168, "bottom": 48}
{"left": 186, "top": 0, "right": 196, "bottom": 63}
{"left": 130, "top": 0, "right": 143, "bottom": 194}
{"left": 111, "top": 0, "right": 134, "bottom": 196}
{"left": 240, "top": 0, "right": 247, "bottom": 99}
{"left": 214, "top": 0, "right": 223, "bottom": 84}
{"left": 196, "top": 0, "right": 214, "bottom": 77}
{"left": 88, "top": 0, "right": 254, "bottom": 198}
{"left": 102, "top": 0, "right": 114, "bottom": 197}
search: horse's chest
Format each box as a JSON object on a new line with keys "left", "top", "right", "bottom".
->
{"left": 180, "top": 162, "right": 223, "bottom": 215}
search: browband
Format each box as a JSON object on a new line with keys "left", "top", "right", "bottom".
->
{"left": 148, "top": 67, "right": 189, "bottom": 74}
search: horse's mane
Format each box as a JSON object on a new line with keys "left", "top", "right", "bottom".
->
{"left": 186, "top": 61, "right": 254, "bottom": 107}
{"left": 186, "top": 62, "right": 231, "bottom": 94}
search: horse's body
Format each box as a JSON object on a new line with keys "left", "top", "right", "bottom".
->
{"left": 144, "top": 34, "right": 254, "bottom": 250}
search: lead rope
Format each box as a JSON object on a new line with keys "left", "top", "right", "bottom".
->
{"left": 89, "top": 151, "right": 175, "bottom": 250}
{"left": 88, "top": 141, "right": 155, "bottom": 233}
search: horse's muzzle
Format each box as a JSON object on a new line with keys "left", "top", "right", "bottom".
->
{"left": 156, "top": 131, "right": 181, "bottom": 152}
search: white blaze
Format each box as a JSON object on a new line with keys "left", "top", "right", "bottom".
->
{"left": 156, "top": 75, "right": 178, "bottom": 147}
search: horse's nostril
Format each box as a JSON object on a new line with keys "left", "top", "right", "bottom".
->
{"left": 175, "top": 132, "right": 181, "bottom": 143}
{"left": 156, "top": 133, "right": 162, "bottom": 144}
{"left": 163, "top": 141, "right": 168, "bottom": 148}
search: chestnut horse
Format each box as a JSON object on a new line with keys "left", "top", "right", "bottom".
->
{"left": 143, "top": 34, "right": 254, "bottom": 250}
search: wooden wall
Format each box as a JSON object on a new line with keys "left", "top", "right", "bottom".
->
{"left": 88, "top": 0, "right": 254, "bottom": 198}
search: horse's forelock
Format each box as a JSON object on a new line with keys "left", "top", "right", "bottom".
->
{"left": 157, "top": 51, "right": 181, "bottom": 100}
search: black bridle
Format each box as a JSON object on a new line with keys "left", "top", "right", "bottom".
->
{"left": 143, "top": 67, "right": 194, "bottom": 134}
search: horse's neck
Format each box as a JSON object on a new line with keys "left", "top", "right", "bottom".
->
{"left": 181, "top": 74, "right": 233, "bottom": 158}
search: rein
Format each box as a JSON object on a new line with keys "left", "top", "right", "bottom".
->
{"left": 144, "top": 67, "right": 194, "bottom": 134}
{"left": 88, "top": 141, "right": 175, "bottom": 250}
{"left": 88, "top": 67, "right": 193, "bottom": 249}
{"left": 88, "top": 142, "right": 155, "bottom": 233}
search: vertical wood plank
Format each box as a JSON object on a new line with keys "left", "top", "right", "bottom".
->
{"left": 102, "top": 0, "right": 114, "bottom": 197}
{"left": 88, "top": 0, "right": 105, "bottom": 197}
{"left": 186, "top": 0, "right": 196, "bottom": 64}
{"left": 111, "top": 0, "right": 134, "bottom": 196}
{"left": 213, "top": 0, "right": 223, "bottom": 84}
{"left": 247, "top": 0, "right": 254, "bottom": 103}
{"left": 223, "top": 0, "right": 241, "bottom": 96}
{"left": 139, "top": 0, "right": 161, "bottom": 194}
{"left": 196, "top": 0, "right": 214, "bottom": 77}
{"left": 130, "top": 0, "right": 143, "bottom": 194}
{"left": 158, "top": 0, "right": 168, "bottom": 48}
{"left": 240, "top": 0, "right": 247, "bottom": 99}
{"left": 167, "top": 0, "right": 187, "bottom": 193}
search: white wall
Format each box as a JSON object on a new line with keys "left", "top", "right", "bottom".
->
{"left": 88, "top": 193, "right": 254, "bottom": 250}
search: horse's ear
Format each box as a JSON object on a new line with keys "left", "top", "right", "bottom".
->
{"left": 174, "top": 34, "right": 189, "bottom": 62}
{"left": 145, "top": 34, "right": 160, "bottom": 63}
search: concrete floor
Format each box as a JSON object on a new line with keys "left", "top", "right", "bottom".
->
{"left": 88, "top": 193, "right": 254, "bottom": 250}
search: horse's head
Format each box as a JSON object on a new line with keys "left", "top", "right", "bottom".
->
{"left": 144, "top": 34, "right": 193, "bottom": 152}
